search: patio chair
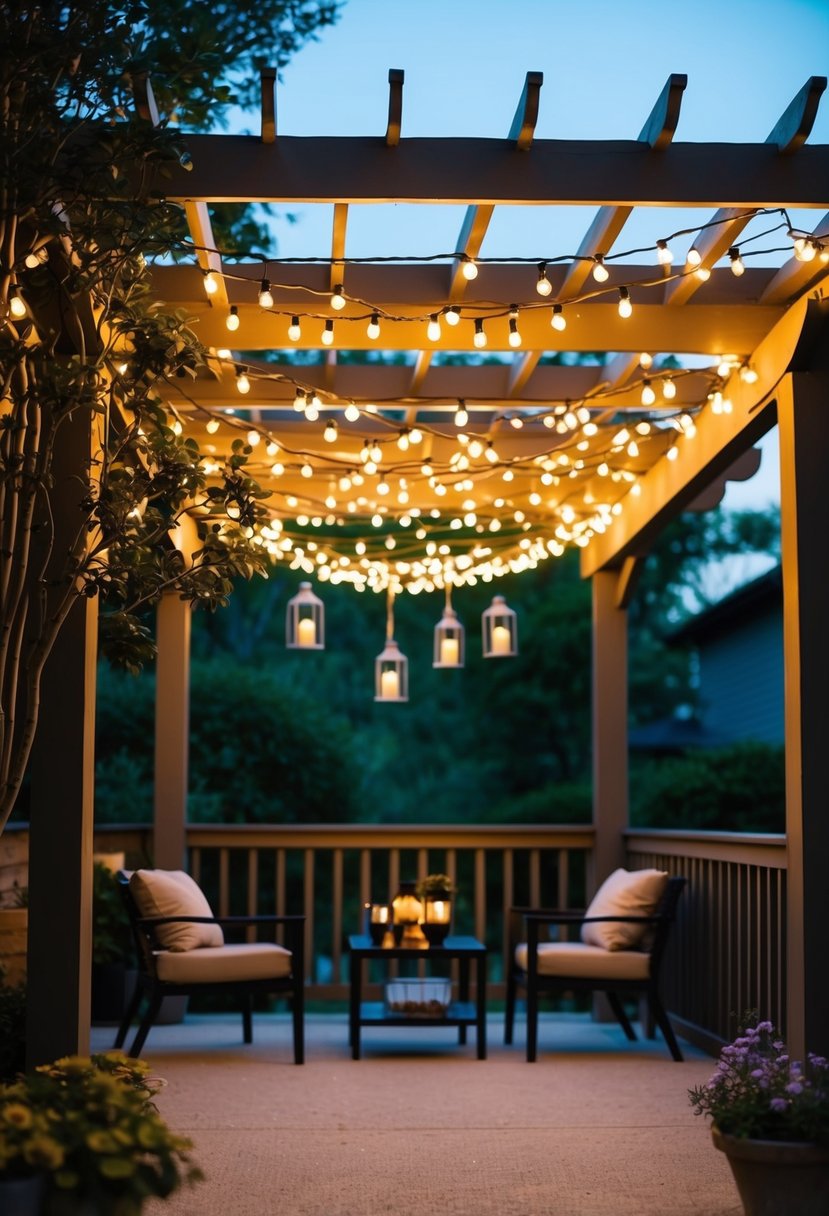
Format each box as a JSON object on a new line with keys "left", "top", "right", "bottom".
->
{"left": 504, "top": 870, "right": 686, "bottom": 1062}
{"left": 114, "top": 869, "right": 305, "bottom": 1063}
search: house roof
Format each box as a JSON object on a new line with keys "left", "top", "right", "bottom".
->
{"left": 670, "top": 564, "right": 782, "bottom": 644}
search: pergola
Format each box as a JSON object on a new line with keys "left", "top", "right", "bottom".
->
{"left": 27, "top": 70, "right": 829, "bottom": 1063}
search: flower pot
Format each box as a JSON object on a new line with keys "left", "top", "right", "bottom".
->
{"left": 0, "top": 1173, "right": 46, "bottom": 1215}
{"left": 712, "top": 1126, "right": 829, "bottom": 1216}
{"left": 90, "top": 964, "right": 138, "bottom": 1025}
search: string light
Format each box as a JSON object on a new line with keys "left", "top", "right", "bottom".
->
{"left": 205, "top": 418, "right": 220, "bottom": 434}
{"left": 226, "top": 305, "right": 239, "bottom": 332}
{"left": 246, "top": 428, "right": 260, "bottom": 446}
{"left": 640, "top": 379, "right": 656, "bottom": 406}
{"left": 235, "top": 368, "right": 251, "bottom": 394}
{"left": 409, "top": 427, "right": 423, "bottom": 445}
{"left": 304, "top": 398, "right": 319, "bottom": 422}
{"left": 324, "top": 420, "right": 338, "bottom": 443}
{"left": 740, "top": 362, "right": 759, "bottom": 384}
{"left": 8, "top": 287, "right": 26, "bottom": 319}
{"left": 592, "top": 256, "right": 609, "bottom": 283}
{"left": 322, "top": 319, "right": 334, "bottom": 345}
{"left": 344, "top": 403, "right": 360, "bottom": 422}
{"left": 454, "top": 402, "right": 469, "bottom": 427}
{"left": 258, "top": 278, "right": 273, "bottom": 308}
{"left": 508, "top": 308, "right": 522, "bottom": 348}
{"left": 444, "top": 306, "right": 460, "bottom": 327}
{"left": 293, "top": 388, "right": 306, "bottom": 411}
{"left": 367, "top": 313, "right": 381, "bottom": 340}
{"left": 656, "top": 239, "right": 673, "bottom": 266}
{"left": 473, "top": 318, "right": 487, "bottom": 348}
{"left": 550, "top": 304, "right": 566, "bottom": 331}
{"left": 662, "top": 376, "right": 677, "bottom": 400}
{"left": 639, "top": 352, "right": 653, "bottom": 370}
{"left": 695, "top": 265, "right": 711, "bottom": 282}
{"left": 686, "top": 246, "right": 702, "bottom": 267}
{"left": 397, "top": 430, "right": 410, "bottom": 451}
{"left": 461, "top": 256, "right": 478, "bottom": 281}
{"left": 331, "top": 284, "right": 346, "bottom": 310}
{"left": 728, "top": 247, "right": 745, "bottom": 276}
{"left": 203, "top": 270, "right": 219, "bottom": 296}
{"left": 427, "top": 314, "right": 441, "bottom": 341}
{"left": 791, "top": 233, "right": 817, "bottom": 262}
{"left": 288, "top": 316, "right": 301, "bottom": 341}
{"left": 617, "top": 287, "right": 632, "bottom": 319}
{"left": 536, "top": 262, "right": 552, "bottom": 296}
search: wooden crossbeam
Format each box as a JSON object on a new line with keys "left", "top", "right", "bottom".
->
{"left": 386, "top": 69, "right": 404, "bottom": 146}
{"left": 614, "top": 556, "right": 647, "bottom": 610}
{"left": 508, "top": 351, "right": 542, "bottom": 395}
{"left": 666, "top": 78, "right": 827, "bottom": 307}
{"left": 261, "top": 68, "right": 277, "bottom": 144}
{"left": 558, "top": 74, "right": 687, "bottom": 302}
{"left": 184, "top": 200, "right": 228, "bottom": 308}
{"left": 760, "top": 211, "right": 829, "bottom": 304}
{"left": 595, "top": 352, "right": 641, "bottom": 393}
{"left": 409, "top": 349, "right": 434, "bottom": 396}
{"left": 330, "top": 203, "right": 348, "bottom": 294}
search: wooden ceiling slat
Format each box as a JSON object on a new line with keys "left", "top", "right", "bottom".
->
{"left": 260, "top": 68, "right": 277, "bottom": 144}
{"left": 385, "top": 69, "right": 404, "bottom": 146}
{"left": 184, "top": 200, "right": 228, "bottom": 308}
{"left": 507, "top": 351, "right": 542, "bottom": 396}
{"left": 759, "top": 211, "right": 829, "bottom": 304}
{"left": 409, "top": 350, "right": 434, "bottom": 396}
{"left": 558, "top": 74, "right": 687, "bottom": 303}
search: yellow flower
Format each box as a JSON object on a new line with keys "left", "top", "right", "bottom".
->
{"left": 98, "top": 1156, "right": 135, "bottom": 1179}
{"left": 2, "top": 1102, "right": 32, "bottom": 1129}
{"left": 86, "top": 1130, "right": 118, "bottom": 1154}
{"left": 23, "top": 1134, "right": 65, "bottom": 1170}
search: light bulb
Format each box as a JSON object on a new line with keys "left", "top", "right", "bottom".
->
{"left": 409, "top": 427, "right": 423, "bottom": 445}
{"left": 371, "top": 443, "right": 382, "bottom": 462}
{"left": 617, "top": 287, "right": 632, "bottom": 319}
{"left": 792, "top": 235, "right": 816, "bottom": 262}
{"left": 331, "top": 284, "right": 346, "bottom": 310}
{"left": 639, "top": 351, "right": 653, "bottom": 370}
{"left": 246, "top": 429, "right": 260, "bottom": 446}
{"left": 24, "top": 252, "right": 40, "bottom": 269}
{"left": 205, "top": 418, "right": 220, "bottom": 434}
{"left": 9, "top": 288, "right": 26, "bottom": 319}
{"left": 236, "top": 371, "right": 251, "bottom": 394}
{"left": 445, "top": 306, "right": 460, "bottom": 327}
{"left": 322, "top": 319, "right": 334, "bottom": 346}
{"left": 461, "top": 256, "right": 478, "bottom": 280}
{"left": 740, "top": 363, "right": 758, "bottom": 384}
{"left": 287, "top": 316, "right": 301, "bottom": 341}
{"left": 695, "top": 265, "right": 711, "bottom": 282}
{"left": 301, "top": 463, "right": 313, "bottom": 478}
{"left": 508, "top": 310, "right": 521, "bottom": 348}
{"left": 293, "top": 389, "right": 306, "bottom": 412}
{"left": 427, "top": 314, "right": 441, "bottom": 341}
{"left": 627, "top": 440, "right": 639, "bottom": 458}
{"left": 551, "top": 304, "right": 566, "bottom": 331}
{"left": 468, "top": 438, "right": 484, "bottom": 459}
{"left": 656, "top": 239, "right": 673, "bottom": 266}
{"left": 344, "top": 403, "right": 360, "bottom": 422}
{"left": 662, "top": 377, "right": 676, "bottom": 400}
{"left": 473, "top": 318, "right": 487, "bottom": 348}
{"left": 592, "top": 256, "right": 609, "bottom": 283}
{"left": 455, "top": 402, "right": 469, "bottom": 427}
{"left": 226, "top": 305, "right": 240, "bottom": 332}
{"left": 536, "top": 262, "right": 552, "bottom": 296}
{"left": 204, "top": 271, "right": 218, "bottom": 296}
{"left": 729, "top": 247, "right": 745, "bottom": 276}
{"left": 367, "top": 313, "right": 381, "bottom": 340}
{"left": 258, "top": 278, "right": 273, "bottom": 308}
{"left": 304, "top": 401, "right": 319, "bottom": 422}
{"left": 640, "top": 379, "right": 656, "bottom": 406}
{"left": 397, "top": 430, "right": 410, "bottom": 451}
{"left": 686, "top": 246, "right": 702, "bottom": 267}
{"left": 324, "top": 421, "right": 338, "bottom": 443}
{"left": 666, "top": 445, "right": 678, "bottom": 461}
{"left": 171, "top": 418, "right": 183, "bottom": 435}
{"left": 216, "top": 348, "right": 232, "bottom": 359}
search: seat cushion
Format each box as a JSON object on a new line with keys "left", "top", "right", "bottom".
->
{"left": 155, "top": 942, "right": 292, "bottom": 984}
{"left": 580, "top": 867, "right": 668, "bottom": 951}
{"left": 515, "top": 941, "right": 650, "bottom": 980}
{"left": 130, "top": 870, "right": 224, "bottom": 952}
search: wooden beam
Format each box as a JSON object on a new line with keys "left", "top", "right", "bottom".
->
{"left": 154, "top": 135, "right": 829, "bottom": 207}
{"left": 154, "top": 594, "right": 191, "bottom": 870}
{"left": 409, "top": 349, "right": 433, "bottom": 394}
{"left": 184, "top": 200, "right": 228, "bottom": 308}
{"left": 614, "top": 555, "right": 647, "bottom": 609}
{"left": 559, "top": 74, "right": 687, "bottom": 301}
{"left": 769, "top": 75, "right": 826, "bottom": 153}
{"left": 595, "top": 352, "right": 640, "bottom": 392}
{"left": 760, "top": 211, "right": 829, "bottom": 305}
{"left": 330, "top": 203, "right": 348, "bottom": 294}
{"left": 579, "top": 296, "right": 809, "bottom": 577}
{"left": 508, "top": 71, "right": 543, "bottom": 150}
{"left": 261, "top": 68, "right": 277, "bottom": 144}
{"left": 591, "top": 571, "right": 628, "bottom": 885}
{"left": 507, "top": 350, "right": 541, "bottom": 395}
{"left": 386, "top": 69, "right": 404, "bottom": 146}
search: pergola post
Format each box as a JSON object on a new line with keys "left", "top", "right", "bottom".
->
{"left": 590, "top": 570, "right": 629, "bottom": 889}
{"left": 25, "top": 413, "right": 97, "bottom": 1067}
{"left": 153, "top": 593, "right": 191, "bottom": 870}
{"left": 778, "top": 369, "right": 829, "bottom": 1059}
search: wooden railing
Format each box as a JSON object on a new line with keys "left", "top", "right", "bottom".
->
{"left": 627, "top": 828, "right": 787, "bottom": 1053}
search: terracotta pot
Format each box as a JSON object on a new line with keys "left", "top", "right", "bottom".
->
{"left": 712, "top": 1126, "right": 829, "bottom": 1216}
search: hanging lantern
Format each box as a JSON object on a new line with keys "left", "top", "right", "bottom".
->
{"left": 374, "top": 589, "right": 408, "bottom": 701}
{"left": 433, "top": 585, "right": 464, "bottom": 668}
{"left": 421, "top": 885, "right": 453, "bottom": 946}
{"left": 482, "top": 594, "right": 517, "bottom": 658}
{"left": 286, "top": 582, "right": 325, "bottom": 649}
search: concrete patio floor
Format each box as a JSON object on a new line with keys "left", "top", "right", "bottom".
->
{"left": 92, "top": 1013, "right": 741, "bottom": 1216}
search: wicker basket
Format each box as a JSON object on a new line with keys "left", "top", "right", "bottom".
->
{"left": 385, "top": 977, "right": 451, "bottom": 1017}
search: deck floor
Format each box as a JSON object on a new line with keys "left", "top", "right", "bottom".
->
{"left": 92, "top": 1013, "right": 741, "bottom": 1216}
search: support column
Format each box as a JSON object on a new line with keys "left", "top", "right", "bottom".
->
{"left": 591, "top": 570, "right": 629, "bottom": 889}
{"left": 153, "top": 593, "right": 191, "bottom": 870}
{"left": 26, "top": 414, "right": 97, "bottom": 1067}
{"left": 778, "top": 370, "right": 829, "bottom": 1059}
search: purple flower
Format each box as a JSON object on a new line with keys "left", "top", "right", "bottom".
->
{"left": 787, "top": 1082, "right": 803, "bottom": 1096}
{"left": 770, "top": 1098, "right": 788, "bottom": 1113}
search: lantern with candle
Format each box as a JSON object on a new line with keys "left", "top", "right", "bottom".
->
{"left": 417, "top": 874, "right": 455, "bottom": 946}
{"left": 374, "top": 588, "right": 409, "bottom": 702}
{"left": 482, "top": 594, "right": 517, "bottom": 658}
{"left": 368, "top": 902, "right": 391, "bottom": 946}
{"left": 433, "top": 585, "right": 465, "bottom": 668}
{"left": 286, "top": 581, "right": 325, "bottom": 649}
{"left": 391, "top": 880, "right": 424, "bottom": 944}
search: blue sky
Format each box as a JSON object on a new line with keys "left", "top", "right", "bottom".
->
{"left": 237, "top": 0, "right": 829, "bottom": 516}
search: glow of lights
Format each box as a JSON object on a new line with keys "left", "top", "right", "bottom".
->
{"left": 656, "top": 239, "right": 673, "bottom": 266}
{"left": 695, "top": 265, "right": 711, "bottom": 282}
{"left": 508, "top": 309, "right": 521, "bottom": 348}
{"left": 729, "top": 247, "right": 745, "bottom": 276}
{"left": 740, "top": 363, "right": 759, "bottom": 384}
{"left": 455, "top": 402, "right": 469, "bottom": 427}
{"left": 473, "top": 318, "right": 487, "bottom": 348}
{"left": 203, "top": 271, "right": 218, "bottom": 296}
{"left": 551, "top": 304, "right": 566, "bottom": 331}
{"left": 536, "top": 262, "right": 552, "bottom": 296}
{"left": 640, "top": 379, "right": 656, "bottom": 406}
{"left": 236, "top": 371, "right": 251, "bottom": 394}
{"left": 258, "top": 278, "right": 273, "bottom": 308}
{"left": 427, "top": 314, "right": 441, "bottom": 341}
{"left": 206, "top": 418, "right": 220, "bottom": 434}
{"left": 331, "top": 285, "right": 346, "bottom": 310}
{"left": 592, "top": 256, "right": 609, "bottom": 283}
{"left": 686, "top": 246, "right": 702, "bottom": 267}
{"left": 662, "top": 377, "right": 676, "bottom": 400}
{"left": 344, "top": 403, "right": 360, "bottom": 422}
{"left": 445, "top": 306, "right": 460, "bottom": 327}
{"left": 287, "top": 316, "right": 301, "bottom": 341}
{"left": 324, "top": 421, "right": 338, "bottom": 443}
{"left": 225, "top": 305, "right": 239, "bottom": 332}
{"left": 367, "top": 313, "right": 381, "bottom": 340}
{"left": 322, "top": 319, "right": 334, "bottom": 345}
{"left": 618, "top": 287, "right": 632, "bottom": 318}
{"left": 461, "top": 256, "right": 478, "bottom": 281}
{"left": 301, "top": 463, "right": 313, "bottom": 478}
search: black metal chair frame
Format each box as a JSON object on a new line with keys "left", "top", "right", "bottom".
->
{"left": 114, "top": 872, "right": 305, "bottom": 1063}
{"left": 504, "top": 875, "right": 686, "bottom": 1062}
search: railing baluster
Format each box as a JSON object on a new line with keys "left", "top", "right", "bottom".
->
{"left": 304, "top": 848, "right": 315, "bottom": 984}
{"left": 474, "top": 849, "right": 486, "bottom": 943}
{"left": 332, "top": 848, "right": 343, "bottom": 984}
{"left": 557, "top": 847, "right": 569, "bottom": 909}
{"left": 276, "top": 849, "right": 285, "bottom": 947}
{"left": 190, "top": 848, "right": 201, "bottom": 887}
{"left": 359, "top": 848, "right": 371, "bottom": 911}
{"left": 219, "top": 848, "right": 229, "bottom": 917}
{"left": 247, "top": 849, "right": 258, "bottom": 943}
{"left": 529, "top": 849, "right": 540, "bottom": 907}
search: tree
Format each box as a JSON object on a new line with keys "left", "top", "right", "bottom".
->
{"left": 0, "top": 0, "right": 339, "bottom": 830}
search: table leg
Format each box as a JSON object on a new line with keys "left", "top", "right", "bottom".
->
{"left": 349, "top": 951, "right": 361, "bottom": 1060}
{"left": 458, "top": 957, "right": 469, "bottom": 1044}
{"left": 476, "top": 953, "right": 487, "bottom": 1060}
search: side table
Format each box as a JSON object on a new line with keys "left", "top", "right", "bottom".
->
{"left": 347, "top": 934, "right": 487, "bottom": 1060}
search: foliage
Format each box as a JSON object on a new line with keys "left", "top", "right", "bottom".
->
{"left": 416, "top": 874, "right": 455, "bottom": 898}
{"left": 690, "top": 1020, "right": 829, "bottom": 1144}
{"left": 0, "top": 985, "right": 26, "bottom": 1082}
{"left": 92, "top": 864, "right": 134, "bottom": 967}
{"left": 0, "top": 1052, "right": 202, "bottom": 1207}
{"left": 630, "top": 743, "right": 785, "bottom": 833}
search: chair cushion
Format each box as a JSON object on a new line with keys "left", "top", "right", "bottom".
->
{"left": 580, "top": 867, "right": 668, "bottom": 951}
{"left": 130, "top": 870, "right": 224, "bottom": 952}
{"left": 515, "top": 941, "right": 650, "bottom": 980}
{"left": 155, "top": 942, "right": 292, "bottom": 984}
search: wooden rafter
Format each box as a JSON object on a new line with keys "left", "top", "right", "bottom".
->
{"left": 183, "top": 201, "right": 228, "bottom": 309}
{"left": 261, "top": 68, "right": 277, "bottom": 144}
{"left": 760, "top": 211, "right": 829, "bottom": 304}
{"left": 330, "top": 203, "right": 348, "bottom": 294}
{"left": 385, "top": 69, "right": 404, "bottom": 146}
{"left": 558, "top": 74, "right": 687, "bottom": 303}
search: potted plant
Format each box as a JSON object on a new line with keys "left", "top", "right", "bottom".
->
{"left": 416, "top": 874, "right": 456, "bottom": 946}
{"left": 0, "top": 1051, "right": 202, "bottom": 1214}
{"left": 689, "top": 1019, "right": 829, "bottom": 1215}
{"left": 91, "top": 866, "right": 137, "bottom": 1026}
